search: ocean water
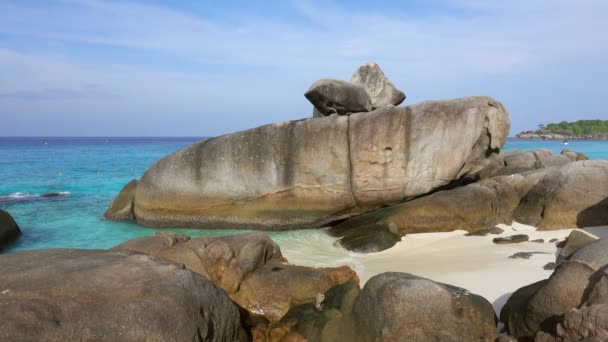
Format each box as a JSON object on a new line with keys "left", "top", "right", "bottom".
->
{"left": 1, "top": 137, "right": 607, "bottom": 260}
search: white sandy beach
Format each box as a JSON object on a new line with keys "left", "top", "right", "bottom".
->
{"left": 279, "top": 223, "right": 608, "bottom": 315}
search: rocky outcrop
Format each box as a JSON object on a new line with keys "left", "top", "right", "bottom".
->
{"left": 103, "top": 179, "right": 138, "bottom": 220}
{"left": 0, "top": 209, "right": 21, "bottom": 250}
{"left": 352, "top": 273, "right": 497, "bottom": 342}
{"left": 331, "top": 160, "right": 608, "bottom": 252}
{"left": 305, "top": 79, "right": 372, "bottom": 116}
{"left": 501, "top": 239, "right": 608, "bottom": 341}
{"left": 122, "top": 96, "right": 509, "bottom": 229}
{"left": 351, "top": 62, "right": 405, "bottom": 109}
{"left": 556, "top": 229, "right": 598, "bottom": 263}
{"left": 0, "top": 249, "right": 247, "bottom": 342}
{"left": 112, "top": 232, "right": 359, "bottom": 322}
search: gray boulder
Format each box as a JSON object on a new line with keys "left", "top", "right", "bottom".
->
{"left": 304, "top": 79, "right": 372, "bottom": 116}
{"left": 0, "top": 249, "right": 247, "bottom": 342}
{"left": 501, "top": 239, "right": 608, "bottom": 340}
{"left": 351, "top": 62, "right": 405, "bottom": 109}
{"left": 0, "top": 209, "right": 21, "bottom": 250}
{"left": 352, "top": 272, "right": 497, "bottom": 341}
{"left": 103, "top": 179, "right": 138, "bottom": 220}
{"left": 557, "top": 229, "right": 598, "bottom": 263}
{"left": 561, "top": 149, "right": 590, "bottom": 162}
{"left": 122, "top": 96, "right": 509, "bottom": 230}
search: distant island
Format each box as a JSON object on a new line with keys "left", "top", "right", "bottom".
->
{"left": 516, "top": 119, "right": 608, "bottom": 140}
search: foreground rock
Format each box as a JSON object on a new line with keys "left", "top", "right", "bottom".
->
{"left": 351, "top": 62, "right": 405, "bottom": 109}
{"left": 305, "top": 79, "right": 372, "bottom": 116}
{"left": 113, "top": 232, "right": 359, "bottom": 322}
{"left": 501, "top": 238, "right": 608, "bottom": 341}
{"left": 122, "top": 96, "right": 509, "bottom": 229}
{"left": 0, "top": 249, "right": 247, "bottom": 342}
{"left": 353, "top": 273, "right": 497, "bottom": 342}
{"left": 0, "top": 209, "right": 21, "bottom": 250}
{"left": 332, "top": 160, "right": 608, "bottom": 252}
{"left": 103, "top": 179, "right": 138, "bottom": 220}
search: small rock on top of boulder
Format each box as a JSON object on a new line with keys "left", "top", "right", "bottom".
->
{"left": 304, "top": 79, "right": 372, "bottom": 116}
{"left": 493, "top": 234, "right": 529, "bottom": 244}
{"left": 351, "top": 62, "right": 406, "bottom": 109}
{"left": 0, "top": 209, "right": 21, "bottom": 250}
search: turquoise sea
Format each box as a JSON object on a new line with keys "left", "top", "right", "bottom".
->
{"left": 1, "top": 137, "right": 607, "bottom": 255}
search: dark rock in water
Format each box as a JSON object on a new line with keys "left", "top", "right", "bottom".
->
{"left": 556, "top": 239, "right": 567, "bottom": 247}
{"left": 104, "top": 179, "right": 138, "bottom": 221}
{"left": 329, "top": 220, "right": 401, "bottom": 253}
{"left": 126, "top": 96, "right": 509, "bottom": 230}
{"left": 543, "top": 262, "right": 556, "bottom": 270}
{"left": 113, "top": 232, "right": 359, "bottom": 323}
{"left": 549, "top": 238, "right": 558, "bottom": 243}
{"left": 557, "top": 229, "right": 598, "bottom": 264}
{"left": 40, "top": 192, "right": 66, "bottom": 198}
{"left": 0, "top": 249, "right": 247, "bottom": 342}
{"left": 465, "top": 227, "right": 505, "bottom": 236}
{"left": 493, "top": 234, "right": 529, "bottom": 244}
{"left": 0, "top": 209, "right": 21, "bottom": 250}
{"left": 351, "top": 62, "right": 405, "bottom": 109}
{"left": 530, "top": 238, "right": 544, "bottom": 243}
{"left": 501, "top": 239, "right": 608, "bottom": 340}
{"left": 352, "top": 272, "right": 497, "bottom": 341}
{"left": 304, "top": 79, "right": 372, "bottom": 116}
{"left": 509, "top": 251, "right": 548, "bottom": 259}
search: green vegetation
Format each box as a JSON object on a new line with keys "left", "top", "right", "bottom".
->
{"left": 536, "top": 120, "right": 608, "bottom": 135}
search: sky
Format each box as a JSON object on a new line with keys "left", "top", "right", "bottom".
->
{"left": 0, "top": 0, "right": 607, "bottom": 137}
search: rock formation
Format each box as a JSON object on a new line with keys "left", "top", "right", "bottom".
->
{"left": 331, "top": 159, "right": 608, "bottom": 252}
{"left": 103, "top": 179, "right": 138, "bottom": 220}
{"left": 0, "top": 249, "right": 247, "bottom": 342}
{"left": 112, "top": 232, "right": 359, "bottom": 322}
{"left": 351, "top": 62, "right": 405, "bottom": 109}
{"left": 109, "top": 96, "right": 509, "bottom": 229}
{"left": 501, "top": 238, "right": 608, "bottom": 341}
{"left": 305, "top": 79, "right": 372, "bottom": 116}
{"left": 0, "top": 209, "right": 21, "bottom": 250}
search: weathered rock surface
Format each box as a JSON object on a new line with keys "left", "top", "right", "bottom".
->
{"left": 351, "top": 62, "right": 405, "bottom": 109}
{"left": 103, "top": 179, "right": 138, "bottom": 220}
{"left": 304, "top": 79, "right": 372, "bottom": 116}
{"left": 561, "top": 149, "right": 590, "bottom": 162}
{"left": 0, "top": 249, "right": 247, "bottom": 342}
{"left": 352, "top": 272, "right": 497, "bottom": 342}
{"left": 113, "top": 232, "right": 359, "bottom": 323}
{"left": 556, "top": 229, "right": 598, "bottom": 263}
{"left": 0, "top": 209, "right": 21, "bottom": 250}
{"left": 332, "top": 160, "right": 608, "bottom": 252}
{"left": 501, "top": 239, "right": 608, "bottom": 341}
{"left": 514, "top": 160, "right": 608, "bottom": 229}
{"left": 125, "top": 96, "right": 509, "bottom": 230}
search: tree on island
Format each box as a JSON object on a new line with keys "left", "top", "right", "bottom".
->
{"left": 536, "top": 120, "right": 608, "bottom": 135}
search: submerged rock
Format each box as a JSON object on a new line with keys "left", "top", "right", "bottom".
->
{"left": 465, "top": 227, "right": 505, "bottom": 236}
{"left": 103, "top": 179, "right": 138, "bottom": 221}
{"left": 305, "top": 79, "right": 372, "bottom": 116}
{"left": 508, "top": 251, "right": 548, "bottom": 259}
{"left": 0, "top": 249, "right": 247, "bottom": 342}
{"left": 123, "top": 96, "right": 509, "bottom": 230}
{"left": 351, "top": 62, "right": 405, "bottom": 109}
{"left": 0, "top": 209, "right": 21, "bottom": 250}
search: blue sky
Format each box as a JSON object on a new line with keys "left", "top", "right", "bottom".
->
{"left": 0, "top": 0, "right": 607, "bottom": 136}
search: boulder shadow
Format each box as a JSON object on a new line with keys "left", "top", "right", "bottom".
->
{"left": 577, "top": 198, "right": 608, "bottom": 228}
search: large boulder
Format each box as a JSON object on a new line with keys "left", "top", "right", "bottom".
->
{"left": 124, "top": 96, "right": 509, "bottom": 229}
{"left": 0, "top": 249, "right": 247, "bottom": 342}
{"left": 0, "top": 209, "right": 21, "bottom": 250}
{"left": 113, "top": 232, "right": 358, "bottom": 323}
{"left": 351, "top": 62, "right": 405, "bottom": 109}
{"left": 304, "top": 79, "right": 372, "bottom": 116}
{"left": 103, "top": 179, "right": 138, "bottom": 220}
{"left": 352, "top": 272, "right": 497, "bottom": 341}
{"left": 514, "top": 160, "right": 608, "bottom": 229}
{"left": 501, "top": 239, "right": 608, "bottom": 340}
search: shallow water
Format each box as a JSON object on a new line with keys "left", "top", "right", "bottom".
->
{"left": 1, "top": 137, "right": 607, "bottom": 259}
